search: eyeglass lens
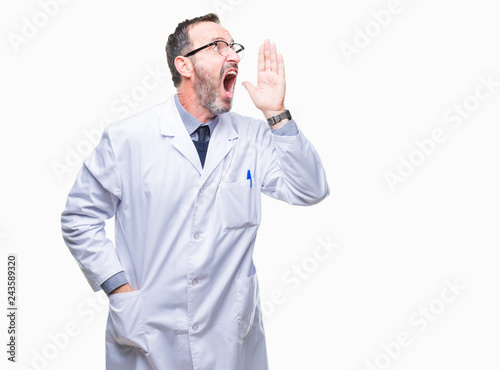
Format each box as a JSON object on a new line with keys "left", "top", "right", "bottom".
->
{"left": 216, "top": 41, "right": 244, "bottom": 59}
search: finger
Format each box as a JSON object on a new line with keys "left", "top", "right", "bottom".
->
{"left": 258, "top": 44, "right": 265, "bottom": 73}
{"left": 270, "top": 42, "right": 277, "bottom": 72}
{"left": 264, "top": 39, "right": 271, "bottom": 71}
{"left": 277, "top": 53, "right": 285, "bottom": 77}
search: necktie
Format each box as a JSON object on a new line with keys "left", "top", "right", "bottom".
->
{"left": 193, "top": 125, "right": 210, "bottom": 168}
{"left": 196, "top": 125, "right": 210, "bottom": 142}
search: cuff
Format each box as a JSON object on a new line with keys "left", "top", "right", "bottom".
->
{"left": 100, "top": 271, "right": 128, "bottom": 295}
{"left": 270, "top": 119, "right": 299, "bottom": 136}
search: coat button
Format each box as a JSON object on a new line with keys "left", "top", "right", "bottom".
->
{"left": 192, "top": 279, "right": 199, "bottom": 286}
{"left": 192, "top": 324, "right": 199, "bottom": 331}
{"left": 194, "top": 233, "right": 200, "bottom": 240}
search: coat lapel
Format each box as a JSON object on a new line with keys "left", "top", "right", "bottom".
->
{"left": 160, "top": 97, "right": 203, "bottom": 175}
{"left": 200, "top": 113, "right": 238, "bottom": 187}
{"left": 159, "top": 96, "right": 239, "bottom": 181}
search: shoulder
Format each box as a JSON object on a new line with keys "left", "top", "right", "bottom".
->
{"left": 106, "top": 101, "right": 166, "bottom": 140}
{"left": 224, "top": 111, "right": 269, "bottom": 139}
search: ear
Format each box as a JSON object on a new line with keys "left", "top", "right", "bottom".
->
{"left": 174, "top": 56, "right": 193, "bottom": 79}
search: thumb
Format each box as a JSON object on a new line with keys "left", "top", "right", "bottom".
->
{"left": 241, "top": 81, "right": 256, "bottom": 96}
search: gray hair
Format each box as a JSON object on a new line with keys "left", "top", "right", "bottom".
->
{"left": 165, "top": 13, "right": 220, "bottom": 87}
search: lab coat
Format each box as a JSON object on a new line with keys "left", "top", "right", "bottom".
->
{"left": 61, "top": 95, "right": 329, "bottom": 370}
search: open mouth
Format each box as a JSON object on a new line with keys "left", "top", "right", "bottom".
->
{"left": 222, "top": 69, "right": 238, "bottom": 99}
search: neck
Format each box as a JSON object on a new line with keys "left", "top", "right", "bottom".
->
{"left": 177, "top": 87, "right": 215, "bottom": 124}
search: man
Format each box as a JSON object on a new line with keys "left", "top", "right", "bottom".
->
{"left": 61, "top": 13, "right": 329, "bottom": 370}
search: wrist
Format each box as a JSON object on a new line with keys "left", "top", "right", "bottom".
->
{"left": 270, "top": 119, "right": 290, "bottom": 129}
{"left": 262, "top": 107, "right": 286, "bottom": 120}
{"left": 266, "top": 109, "right": 291, "bottom": 129}
{"left": 109, "top": 283, "right": 134, "bottom": 295}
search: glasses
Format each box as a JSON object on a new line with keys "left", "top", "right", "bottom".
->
{"left": 183, "top": 40, "right": 244, "bottom": 59}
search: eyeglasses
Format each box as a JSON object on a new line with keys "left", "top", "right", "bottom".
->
{"left": 183, "top": 40, "right": 244, "bottom": 59}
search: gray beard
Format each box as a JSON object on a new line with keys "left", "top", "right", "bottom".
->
{"left": 193, "top": 64, "right": 233, "bottom": 116}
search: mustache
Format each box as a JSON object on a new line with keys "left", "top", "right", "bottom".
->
{"left": 220, "top": 64, "right": 239, "bottom": 79}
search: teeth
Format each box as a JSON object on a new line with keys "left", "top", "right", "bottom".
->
{"left": 226, "top": 71, "right": 237, "bottom": 76}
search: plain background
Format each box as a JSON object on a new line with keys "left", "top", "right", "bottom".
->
{"left": 1, "top": 0, "right": 499, "bottom": 369}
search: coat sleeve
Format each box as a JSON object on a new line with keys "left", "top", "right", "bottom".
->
{"left": 259, "top": 119, "right": 330, "bottom": 205}
{"left": 61, "top": 126, "right": 125, "bottom": 292}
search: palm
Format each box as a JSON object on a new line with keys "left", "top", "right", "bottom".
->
{"left": 242, "top": 40, "right": 286, "bottom": 117}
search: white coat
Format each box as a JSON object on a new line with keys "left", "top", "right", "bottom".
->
{"left": 61, "top": 95, "right": 329, "bottom": 370}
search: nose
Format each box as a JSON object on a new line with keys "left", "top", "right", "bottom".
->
{"left": 225, "top": 47, "right": 241, "bottom": 64}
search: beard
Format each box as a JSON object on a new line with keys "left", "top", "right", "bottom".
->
{"left": 192, "top": 62, "right": 235, "bottom": 116}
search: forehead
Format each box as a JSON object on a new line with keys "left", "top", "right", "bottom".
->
{"left": 188, "top": 21, "right": 233, "bottom": 47}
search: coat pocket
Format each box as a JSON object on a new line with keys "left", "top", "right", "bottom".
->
{"left": 108, "top": 290, "right": 148, "bottom": 353}
{"left": 235, "top": 272, "right": 260, "bottom": 339}
{"left": 218, "top": 180, "right": 260, "bottom": 231}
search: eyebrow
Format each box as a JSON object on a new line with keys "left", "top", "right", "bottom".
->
{"left": 208, "top": 36, "right": 234, "bottom": 43}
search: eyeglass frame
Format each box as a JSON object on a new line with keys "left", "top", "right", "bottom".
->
{"left": 183, "top": 40, "right": 245, "bottom": 58}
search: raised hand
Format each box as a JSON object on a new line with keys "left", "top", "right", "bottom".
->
{"left": 242, "top": 39, "right": 287, "bottom": 120}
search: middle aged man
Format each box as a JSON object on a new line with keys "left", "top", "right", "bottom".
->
{"left": 61, "top": 13, "right": 329, "bottom": 370}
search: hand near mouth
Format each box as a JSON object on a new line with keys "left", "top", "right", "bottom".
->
{"left": 242, "top": 39, "right": 288, "bottom": 123}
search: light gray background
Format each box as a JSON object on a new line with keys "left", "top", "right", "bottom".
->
{"left": 1, "top": 0, "right": 499, "bottom": 369}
